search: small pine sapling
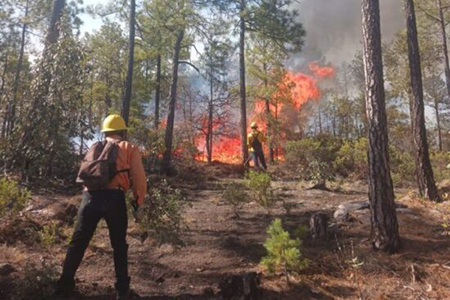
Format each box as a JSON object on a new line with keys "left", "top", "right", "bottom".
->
{"left": 39, "top": 222, "right": 58, "bottom": 249}
{"left": 221, "top": 182, "right": 248, "bottom": 218}
{"left": 245, "top": 171, "right": 276, "bottom": 212}
{"left": 261, "top": 218, "right": 308, "bottom": 284}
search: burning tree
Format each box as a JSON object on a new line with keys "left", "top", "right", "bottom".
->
{"left": 200, "top": 34, "right": 233, "bottom": 163}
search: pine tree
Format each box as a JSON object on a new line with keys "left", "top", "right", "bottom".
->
{"left": 361, "top": 0, "right": 400, "bottom": 252}
{"left": 404, "top": 0, "right": 441, "bottom": 201}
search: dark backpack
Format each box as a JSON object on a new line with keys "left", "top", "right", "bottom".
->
{"left": 76, "top": 141, "right": 121, "bottom": 190}
{"left": 251, "top": 132, "right": 263, "bottom": 152}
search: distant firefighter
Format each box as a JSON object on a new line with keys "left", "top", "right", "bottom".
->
{"left": 247, "top": 122, "right": 267, "bottom": 170}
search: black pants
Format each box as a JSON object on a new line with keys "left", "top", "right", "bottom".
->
{"left": 59, "top": 190, "right": 130, "bottom": 294}
{"left": 250, "top": 150, "right": 267, "bottom": 170}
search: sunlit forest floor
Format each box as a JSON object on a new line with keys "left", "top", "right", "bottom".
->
{"left": 1, "top": 163, "right": 450, "bottom": 299}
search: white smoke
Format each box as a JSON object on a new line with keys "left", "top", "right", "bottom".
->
{"left": 291, "top": 0, "right": 405, "bottom": 66}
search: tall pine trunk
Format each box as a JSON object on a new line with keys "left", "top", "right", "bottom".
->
{"left": 206, "top": 63, "right": 214, "bottom": 163}
{"left": 154, "top": 53, "right": 161, "bottom": 129}
{"left": 361, "top": 0, "right": 400, "bottom": 253}
{"left": 239, "top": 0, "right": 249, "bottom": 166}
{"left": 434, "top": 99, "right": 442, "bottom": 151}
{"left": 405, "top": 0, "right": 440, "bottom": 202}
{"left": 0, "top": 50, "right": 10, "bottom": 138}
{"left": 161, "top": 29, "right": 184, "bottom": 175}
{"left": 437, "top": 0, "right": 450, "bottom": 98}
{"left": 263, "top": 63, "right": 274, "bottom": 163}
{"left": 121, "top": 0, "right": 136, "bottom": 125}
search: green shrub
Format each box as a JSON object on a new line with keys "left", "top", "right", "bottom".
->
{"left": 139, "top": 180, "right": 186, "bottom": 247}
{"left": 12, "top": 261, "right": 58, "bottom": 300}
{"left": 39, "top": 222, "right": 58, "bottom": 249}
{"left": 293, "top": 224, "right": 309, "bottom": 240}
{"left": 430, "top": 151, "right": 450, "bottom": 182}
{"left": 221, "top": 182, "right": 248, "bottom": 218}
{"left": 0, "top": 177, "right": 30, "bottom": 218}
{"left": 390, "top": 148, "right": 415, "bottom": 184}
{"left": 335, "top": 138, "right": 367, "bottom": 178}
{"left": 136, "top": 127, "right": 165, "bottom": 173}
{"left": 245, "top": 171, "right": 276, "bottom": 211}
{"left": 284, "top": 137, "right": 341, "bottom": 185}
{"left": 261, "top": 218, "right": 308, "bottom": 284}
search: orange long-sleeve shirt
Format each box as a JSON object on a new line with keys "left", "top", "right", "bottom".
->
{"left": 106, "top": 137, "right": 147, "bottom": 205}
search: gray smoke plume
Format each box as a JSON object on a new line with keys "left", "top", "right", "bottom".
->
{"left": 291, "top": 0, "right": 406, "bottom": 66}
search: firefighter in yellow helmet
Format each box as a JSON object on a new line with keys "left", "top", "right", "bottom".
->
{"left": 247, "top": 122, "right": 268, "bottom": 170}
{"left": 57, "top": 114, "right": 146, "bottom": 300}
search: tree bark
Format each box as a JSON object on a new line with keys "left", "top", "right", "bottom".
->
{"left": 207, "top": 63, "right": 214, "bottom": 163}
{"left": 6, "top": 0, "right": 29, "bottom": 135}
{"left": 105, "top": 67, "right": 112, "bottom": 114}
{"left": 435, "top": 99, "right": 442, "bottom": 151}
{"left": 437, "top": 0, "right": 450, "bottom": 98}
{"left": 121, "top": 0, "right": 136, "bottom": 125}
{"left": 239, "top": 0, "right": 249, "bottom": 166}
{"left": 161, "top": 29, "right": 184, "bottom": 175}
{"left": 361, "top": 0, "right": 400, "bottom": 253}
{"left": 46, "top": 0, "right": 65, "bottom": 44}
{"left": 405, "top": 0, "right": 440, "bottom": 202}
{"left": 310, "top": 213, "right": 328, "bottom": 239}
{"left": 263, "top": 63, "right": 274, "bottom": 164}
{"left": 0, "top": 51, "right": 10, "bottom": 138}
{"left": 46, "top": 120, "right": 60, "bottom": 177}
{"left": 154, "top": 53, "right": 161, "bottom": 129}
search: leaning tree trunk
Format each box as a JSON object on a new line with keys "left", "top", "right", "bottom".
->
{"left": 19, "top": 0, "right": 65, "bottom": 151}
{"left": 161, "top": 29, "right": 184, "bottom": 175}
{"left": 361, "top": 0, "right": 400, "bottom": 253}
{"left": 5, "top": 0, "right": 29, "bottom": 136}
{"left": 437, "top": 0, "right": 450, "bottom": 98}
{"left": 121, "top": 0, "right": 136, "bottom": 125}
{"left": 405, "top": 0, "right": 441, "bottom": 202}
{"left": 239, "top": 0, "right": 249, "bottom": 166}
{"left": 154, "top": 53, "right": 161, "bottom": 129}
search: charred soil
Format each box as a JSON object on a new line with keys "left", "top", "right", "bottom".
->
{"left": 1, "top": 164, "right": 450, "bottom": 300}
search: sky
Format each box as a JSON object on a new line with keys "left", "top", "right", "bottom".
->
{"left": 79, "top": 0, "right": 107, "bottom": 34}
{"left": 79, "top": 0, "right": 406, "bottom": 66}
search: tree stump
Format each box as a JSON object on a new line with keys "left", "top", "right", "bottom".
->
{"left": 219, "top": 272, "right": 261, "bottom": 300}
{"left": 310, "top": 213, "right": 328, "bottom": 239}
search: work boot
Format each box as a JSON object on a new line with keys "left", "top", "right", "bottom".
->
{"left": 55, "top": 277, "right": 75, "bottom": 298}
{"left": 116, "top": 289, "right": 131, "bottom": 300}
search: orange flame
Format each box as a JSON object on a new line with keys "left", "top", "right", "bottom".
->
{"left": 309, "top": 62, "right": 335, "bottom": 78}
{"left": 196, "top": 63, "right": 335, "bottom": 164}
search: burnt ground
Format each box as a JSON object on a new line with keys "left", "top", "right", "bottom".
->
{"left": 1, "top": 165, "right": 450, "bottom": 300}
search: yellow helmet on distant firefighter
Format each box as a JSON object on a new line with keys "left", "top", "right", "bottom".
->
{"left": 101, "top": 114, "right": 128, "bottom": 132}
{"left": 250, "top": 122, "right": 258, "bottom": 129}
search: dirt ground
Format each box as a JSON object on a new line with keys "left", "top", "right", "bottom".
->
{"left": 1, "top": 164, "right": 450, "bottom": 300}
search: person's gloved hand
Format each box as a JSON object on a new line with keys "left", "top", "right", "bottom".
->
{"left": 131, "top": 200, "right": 144, "bottom": 223}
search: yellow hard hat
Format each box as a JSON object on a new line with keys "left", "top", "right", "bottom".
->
{"left": 101, "top": 114, "right": 127, "bottom": 132}
{"left": 250, "top": 122, "right": 258, "bottom": 128}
